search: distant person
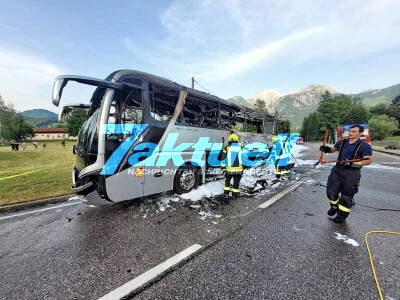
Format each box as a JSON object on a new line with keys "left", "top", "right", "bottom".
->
{"left": 10, "top": 143, "right": 18, "bottom": 151}
{"left": 33, "top": 141, "right": 38, "bottom": 150}
{"left": 61, "top": 140, "right": 66, "bottom": 148}
{"left": 43, "top": 143, "right": 46, "bottom": 151}
{"left": 319, "top": 125, "right": 373, "bottom": 223}
{"left": 22, "top": 142, "right": 27, "bottom": 151}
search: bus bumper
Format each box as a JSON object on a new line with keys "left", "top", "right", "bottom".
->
{"left": 71, "top": 165, "right": 113, "bottom": 207}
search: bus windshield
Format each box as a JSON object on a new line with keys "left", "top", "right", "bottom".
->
{"left": 74, "top": 86, "right": 106, "bottom": 168}
{"left": 76, "top": 108, "right": 99, "bottom": 158}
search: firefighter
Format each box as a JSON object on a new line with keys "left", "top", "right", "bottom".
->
{"left": 221, "top": 133, "right": 243, "bottom": 201}
{"left": 273, "top": 135, "right": 290, "bottom": 178}
{"left": 319, "top": 124, "right": 372, "bottom": 223}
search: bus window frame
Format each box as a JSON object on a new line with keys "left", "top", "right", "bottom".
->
{"left": 180, "top": 95, "right": 222, "bottom": 129}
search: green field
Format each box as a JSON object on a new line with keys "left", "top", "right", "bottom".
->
{"left": 0, "top": 140, "right": 76, "bottom": 206}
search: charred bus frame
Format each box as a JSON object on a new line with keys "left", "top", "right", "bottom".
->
{"left": 52, "top": 70, "right": 278, "bottom": 206}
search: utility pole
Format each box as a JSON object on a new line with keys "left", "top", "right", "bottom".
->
{"left": 191, "top": 77, "right": 194, "bottom": 89}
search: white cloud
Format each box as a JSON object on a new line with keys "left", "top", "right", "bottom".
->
{"left": 0, "top": 48, "right": 63, "bottom": 111}
{"left": 197, "top": 27, "right": 325, "bottom": 81}
{"left": 123, "top": 0, "right": 400, "bottom": 87}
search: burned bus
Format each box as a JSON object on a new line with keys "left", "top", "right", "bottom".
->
{"left": 52, "top": 70, "right": 277, "bottom": 206}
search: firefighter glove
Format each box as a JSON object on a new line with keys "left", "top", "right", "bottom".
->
{"left": 338, "top": 160, "right": 352, "bottom": 167}
{"left": 319, "top": 145, "right": 332, "bottom": 153}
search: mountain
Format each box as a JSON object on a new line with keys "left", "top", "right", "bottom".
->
{"left": 21, "top": 109, "right": 57, "bottom": 118}
{"left": 226, "top": 83, "right": 400, "bottom": 128}
{"left": 248, "top": 89, "right": 282, "bottom": 112}
{"left": 21, "top": 109, "right": 58, "bottom": 127}
{"left": 276, "top": 85, "right": 338, "bottom": 127}
{"left": 226, "top": 96, "right": 253, "bottom": 108}
{"left": 352, "top": 83, "right": 400, "bottom": 107}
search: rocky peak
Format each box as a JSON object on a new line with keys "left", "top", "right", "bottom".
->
{"left": 248, "top": 89, "right": 282, "bottom": 112}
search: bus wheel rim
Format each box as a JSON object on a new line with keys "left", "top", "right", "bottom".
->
{"left": 180, "top": 169, "right": 195, "bottom": 190}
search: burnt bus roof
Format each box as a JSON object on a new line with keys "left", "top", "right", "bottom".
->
{"left": 111, "top": 69, "right": 274, "bottom": 120}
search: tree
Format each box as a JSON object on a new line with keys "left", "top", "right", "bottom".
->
{"left": 0, "top": 112, "right": 33, "bottom": 142}
{"left": 0, "top": 95, "right": 32, "bottom": 142}
{"left": 368, "top": 115, "right": 398, "bottom": 140}
{"left": 369, "top": 103, "right": 390, "bottom": 117}
{"left": 301, "top": 112, "right": 324, "bottom": 141}
{"left": 0, "top": 94, "right": 15, "bottom": 113}
{"left": 65, "top": 108, "right": 87, "bottom": 136}
{"left": 342, "top": 104, "right": 370, "bottom": 124}
{"left": 317, "top": 94, "right": 352, "bottom": 130}
{"left": 388, "top": 95, "right": 400, "bottom": 126}
{"left": 254, "top": 99, "right": 268, "bottom": 113}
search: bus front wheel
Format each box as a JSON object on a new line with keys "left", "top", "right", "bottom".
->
{"left": 174, "top": 165, "right": 200, "bottom": 195}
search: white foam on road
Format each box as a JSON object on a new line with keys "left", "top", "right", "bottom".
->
{"left": 334, "top": 232, "right": 360, "bottom": 247}
{"left": 98, "top": 244, "right": 202, "bottom": 300}
{"left": 179, "top": 180, "right": 225, "bottom": 201}
{"left": 199, "top": 211, "right": 221, "bottom": 220}
{"left": 240, "top": 167, "right": 276, "bottom": 190}
{"left": 156, "top": 196, "right": 180, "bottom": 212}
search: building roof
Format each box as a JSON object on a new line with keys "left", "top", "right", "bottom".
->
{"left": 33, "top": 128, "right": 67, "bottom": 134}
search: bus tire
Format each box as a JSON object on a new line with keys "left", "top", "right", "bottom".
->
{"left": 174, "top": 165, "right": 200, "bottom": 195}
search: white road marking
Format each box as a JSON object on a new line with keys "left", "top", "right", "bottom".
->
{"left": 374, "top": 151, "right": 400, "bottom": 160}
{"left": 259, "top": 182, "right": 302, "bottom": 209}
{"left": 0, "top": 202, "right": 81, "bottom": 221}
{"left": 98, "top": 244, "right": 202, "bottom": 300}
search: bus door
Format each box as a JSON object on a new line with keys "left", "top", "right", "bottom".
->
{"left": 103, "top": 85, "right": 146, "bottom": 201}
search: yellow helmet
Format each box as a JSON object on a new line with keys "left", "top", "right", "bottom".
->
{"left": 272, "top": 136, "right": 278, "bottom": 142}
{"left": 228, "top": 133, "right": 239, "bottom": 142}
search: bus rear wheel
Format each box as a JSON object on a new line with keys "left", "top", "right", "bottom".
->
{"left": 174, "top": 165, "right": 200, "bottom": 195}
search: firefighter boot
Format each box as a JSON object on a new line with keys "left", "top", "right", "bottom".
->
{"left": 327, "top": 206, "right": 337, "bottom": 216}
{"left": 333, "top": 211, "right": 349, "bottom": 223}
{"left": 224, "top": 195, "right": 230, "bottom": 205}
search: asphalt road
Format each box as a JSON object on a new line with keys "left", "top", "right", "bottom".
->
{"left": 0, "top": 143, "right": 399, "bottom": 300}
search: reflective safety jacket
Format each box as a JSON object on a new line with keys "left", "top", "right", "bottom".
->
{"left": 221, "top": 142, "right": 243, "bottom": 174}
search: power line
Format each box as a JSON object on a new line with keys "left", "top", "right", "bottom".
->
{"left": 192, "top": 77, "right": 213, "bottom": 94}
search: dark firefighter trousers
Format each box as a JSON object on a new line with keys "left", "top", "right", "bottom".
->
{"left": 326, "top": 165, "right": 361, "bottom": 218}
{"left": 224, "top": 173, "right": 242, "bottom": 195}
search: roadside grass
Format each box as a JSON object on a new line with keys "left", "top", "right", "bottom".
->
{"left": 371, "top": 144, "right": 387, "bottom": 148}
{"left": 0, "top": 141, "right": 76, "bottom": 206}
{"left": 386, "top": 136, "right": 400, "bottom": 141}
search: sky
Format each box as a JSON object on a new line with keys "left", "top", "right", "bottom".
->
{"left": 1, "top": 0, "right": 400, "bottom": 112}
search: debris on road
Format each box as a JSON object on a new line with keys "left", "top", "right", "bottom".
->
{"left": 334, "top": 232, "right": 360, "bottom": 246}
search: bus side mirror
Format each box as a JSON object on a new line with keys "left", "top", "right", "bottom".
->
{"left": 52, "top": 78, "right": 68, "bottom": 107}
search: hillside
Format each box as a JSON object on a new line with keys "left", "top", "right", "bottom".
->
{"left": 21, "top": 109, "right": 58, "bottom": 127}
{"left": 353, "top": 83, "right": 400, "bottom": 107}
{"left": 21, "top": 109, "right": 57, "bottom": 118}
